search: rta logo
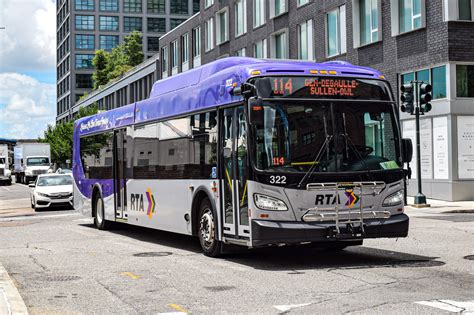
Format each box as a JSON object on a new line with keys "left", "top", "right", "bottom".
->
{"left": 314, "top": 189, "right": 360, "bottom": 209}
{"left": 130, "top": 188, "right": 156, "bottom": 218}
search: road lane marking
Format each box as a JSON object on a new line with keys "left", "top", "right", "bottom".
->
{"left": 168, "top": 304, "right": 189, "bottom": 313}
{"left": 157, "top": 313, "right": 186, "bottom": 315}
{"left": 415, "top": 300, "right": 474, "bottom": 313}
{"left": 120, "top": 272, "right": 140, "bottom": 280}
{"left": 273, "top": 303, "right": 312, "bottom": 312}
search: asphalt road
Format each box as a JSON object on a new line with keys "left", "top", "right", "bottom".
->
{"left": 0, "top": 183, "right": 473, "bottom": 314}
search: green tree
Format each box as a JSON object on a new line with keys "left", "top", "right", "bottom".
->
{"left": 40, "top": 105, "right": 99, "bottom": 166}
{"left": 123, "top": 30, "right": 144, "bottom": 66}
{"left": 92, "top": 49, "right": 109, "bottom": 89}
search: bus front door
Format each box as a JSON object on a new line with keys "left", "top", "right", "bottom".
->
{"left": 221, "top": 106, "right": 250, "bottom": 239}
{"left": 113, "top": 129, "right": 127, "bottom": 220}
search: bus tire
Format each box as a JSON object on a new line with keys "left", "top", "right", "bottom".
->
{"left": 94, "top": 194, "right": 110, "bottom": 230}
{"left": 198, "top": 198, "right": 222, "bottom": 257}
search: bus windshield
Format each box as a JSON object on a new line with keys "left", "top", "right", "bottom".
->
{"left": 253, "top": 100, "right": 401, "bottom": 173}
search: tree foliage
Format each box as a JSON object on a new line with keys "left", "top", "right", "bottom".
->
{"left": 92, "top": 31, "right": 144, "bottom": 89}
{"left": 40, "top": 105, "right": 99, "bottom": 166}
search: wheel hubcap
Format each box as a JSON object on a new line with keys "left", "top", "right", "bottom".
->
{"left": 200, "top": 210, "right": 215, "bottom": 246}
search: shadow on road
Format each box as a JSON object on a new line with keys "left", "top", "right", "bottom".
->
{"left": 79, "top": 222, "right": 444, "bottom": 271}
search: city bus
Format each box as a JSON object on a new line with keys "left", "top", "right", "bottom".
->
{"left": 73, "top": 57, "right": 412, "bottom": 257}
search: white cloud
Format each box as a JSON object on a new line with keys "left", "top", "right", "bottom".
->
{"left": 0, "top": 73, "right": 56, "bottom": 139}
{"left": 0, "top": 0, "right": 56, "bottom": 72}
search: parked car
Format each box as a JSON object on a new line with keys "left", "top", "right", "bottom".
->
{"left": 29, "top": 174, "right": 73, "bottom": 211}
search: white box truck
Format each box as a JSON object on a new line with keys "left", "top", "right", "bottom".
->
{"left": 14, "top": 143, "right": 52, "bottom": 184}
{"left": 0, "top": 144, "right": 12, "bottom": 185}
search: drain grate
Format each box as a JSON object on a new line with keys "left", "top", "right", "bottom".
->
{"left": 464, "top": 255, "right": 474, "bottom": 260}
{"left": 133, "top": 252, "right": 172, "bottom": 257}
{"left": 44, "top": 275, "right": 82, "bottom": 282}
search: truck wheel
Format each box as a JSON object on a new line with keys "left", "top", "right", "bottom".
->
{"left": 198, "top": 198, "right": 222, "bottom": 257}
{"left": 94, "top": 194, "right": 110, "bottom": 230}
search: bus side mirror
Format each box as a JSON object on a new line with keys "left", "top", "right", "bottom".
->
{"left": 248, "top": 97, "right": 264, "bottom": 126}
{"left": 402, "top": 138, "right": 413, "bottom": 163}
{"left": 255, "top": 78, "right": 273, "bottom": 98}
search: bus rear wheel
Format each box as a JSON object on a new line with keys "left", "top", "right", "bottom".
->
{"left": 198, "top": 198, "right": 222, "bottom": 257}
{"left": 94, "top": 194, "right": 110, "bottom": 230}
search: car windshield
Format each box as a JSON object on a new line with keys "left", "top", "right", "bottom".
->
{"left": 37, "top": 175, "right": 72, "bottom": 186}
{"left": 27, "top": 157, "right": 50, "bottom": 166}
{"left": 253, "top": 101, "right": 401, "bottom": 173}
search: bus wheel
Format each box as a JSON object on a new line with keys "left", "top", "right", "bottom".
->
{"left": 198, "top": 198, "right": 222, "bottom": 257}
{"left": 94, "top": 194, "right": 110, "bottom": 230}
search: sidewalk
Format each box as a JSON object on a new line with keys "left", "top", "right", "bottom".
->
{"left": 406, "top": 197, "right": 474, "bottom": 213}
{"left": 0, "top": 264, "right": 28, "bottom": 315}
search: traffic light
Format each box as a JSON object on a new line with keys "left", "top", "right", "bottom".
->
{"left": 400, "top": 83, "right": 414, "bottom": 114}
{"left": 419, "top": 83, "right": 433, "bottom": 113}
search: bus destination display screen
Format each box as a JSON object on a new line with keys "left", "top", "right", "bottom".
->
{"left": 254, "top": 76, "right": 392, "bottom": 101}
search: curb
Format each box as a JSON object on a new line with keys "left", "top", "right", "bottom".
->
{"left": 0, "top": 264, "right": 28, "bottom": 315}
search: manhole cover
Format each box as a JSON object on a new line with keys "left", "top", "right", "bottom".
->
{"left": 204, "top": 286, "right": 235, "bottom": 292}
{"left": 133, "top": 252, "right": 172, "bottom": 257}
{"left": 464, "top": 255, "right": 474, "bottom": 260}
{"left": 387, "top": 260, "right": 445, "bottom": 268}
{"left": 44, "top": 275, "right": 82, "bottom": 282}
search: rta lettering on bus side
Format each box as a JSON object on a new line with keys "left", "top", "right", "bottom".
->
{"left": 130, "top": 189, "right": 156, "bottom": 219}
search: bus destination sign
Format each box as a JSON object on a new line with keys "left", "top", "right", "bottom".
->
{"left": 257, "top": 76, "right": 391, "bottom": 101}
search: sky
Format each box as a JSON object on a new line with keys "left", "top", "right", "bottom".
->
{"left": 0, "top": 0, "right": 57, "bottom": 139}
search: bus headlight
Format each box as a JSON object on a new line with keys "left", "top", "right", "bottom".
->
{"left": 383, "top": 191, "right": 403, "bottom": 207}
{"left": 254, "top": 194, "right": 288, "bottom": 211}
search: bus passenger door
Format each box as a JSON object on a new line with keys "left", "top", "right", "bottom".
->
{"left": 221, "top": 106, "right": 250, "bottom": 238}
{"left": 114, "top": 129, "right": 127, "bottom": 220}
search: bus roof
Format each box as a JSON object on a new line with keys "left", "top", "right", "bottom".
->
{"left": 75, "top": 57, "right": 384, "bottom": 137}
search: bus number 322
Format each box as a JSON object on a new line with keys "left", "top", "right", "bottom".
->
{"left": 269, "top": 175, "right": 287, "bottom": 184}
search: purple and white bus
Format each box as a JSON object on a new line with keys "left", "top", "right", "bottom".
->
{"left": 73, "top": 57, "right": 412, "bottom": 256}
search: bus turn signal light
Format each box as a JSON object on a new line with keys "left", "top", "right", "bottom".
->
{"left": 259, "top": 214, "right": 269, "bottom": 218}
{"left": 251, "top": 70, "right": 261, "bottom": 75}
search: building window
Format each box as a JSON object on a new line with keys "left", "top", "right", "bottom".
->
{"left": 326, "top": 5, "right": 346, "bottom": 57}
{"left": 254, "top": 39, "right": 267, "bottom": 58}
{"left": 124, "top": 17, "right": 142, "bottom": 32}
{"left": 148, "top": 18, "right": 166, "bottom": 33}
{"left": 457, "top": 65, "right": 474, "bottom": 97}
{"left": 170, "top": 18, "right": 186, "bottom": 30}
{"left": 298, "top": 0, "right": 309, "bottom": 6}
{"left": 402, "top": 66, "right": 447, "bottom": 100}
{"left": 205, "top": 0, "right": 214, "bottom": 9}
{"left": 147, "top": 0, "right": 165, "bottom": 13}
{"left": 75, "top": 34, "right": 95, "bottom": 50}
{"left": 124, "top": 0, "right": 142, "bottom": 13}
{"left": 399, "top": 0, "right": 422, "bottom": 33}
{"left": 298, "top": 20, "right": 313, "bottom": 60}
{"left": 193, "top": 0, "right": 200, "bottom": 13}
{"left": 192, "top": 26, "right": 201, "bottom": 57}
{"left": 205, "top": 18, "right": 214, "bottom": 52}
{"left": 271, "top": 30, "right": 287, "bottom": 59}
{"left": 236, "top": 48, "right": 246, "bottom": 56}
{"left": 100, "top": 35, "right": 119, "bottom": 51}
{"left": 75, "top": 0, "right": 94, "bottom": 10}
{"left": 99, "top": 16, "right": 118, "bottom": 31}
{"left": 76, "top": 74, "right": 93, "bottom": 88}
{"left": 360, "top": 0, "right": 379, "bottom": 45}
{"left": 75, "top": 15, "right": 94, "bottom": 30}
{"left": 235, "top": 0, "right": 247, "bottom": 37}
{"left": 171, "top": 0, "right": 188, "bottom": 14}
{"left": 216, "top": 9, "right": 229, "bottom": 45}
{"left": 75, "top": 54, "right": 94, "bottom": 69}
{"left": 148, "top": 37, "right": 160, "bottom": 52}
{"left": 270, "top": 0, "right": 286, "bottom": 18}
{"left": 254, "top": 0, "right": 265, "bottom": 28}
{"left": 171, "top": 40, "right": 178, "bottom": 69}
{"left": 99, "top": 0, "right": 118, "bottom": 11}
{"left": 182, "top": 33, "right": 189, "bottom": 63}
{"left": 459, "top": 0, "right": 473, "bottom": 20}
{"left": 161, "top": 46, "right": 168, "bottom": 74}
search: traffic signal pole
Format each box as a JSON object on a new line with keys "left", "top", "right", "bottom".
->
{"left": 414, "top": 103, "right": 427, "bottom": 205}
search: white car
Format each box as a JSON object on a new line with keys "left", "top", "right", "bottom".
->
{"left": 29, "top": 174, "right": 73, "bottom": 211}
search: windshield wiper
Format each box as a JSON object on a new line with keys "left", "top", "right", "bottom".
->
{"left": 297, "top": 135, "right": 333, "bottom": 188}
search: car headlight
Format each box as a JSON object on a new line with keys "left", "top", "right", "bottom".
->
{"left": 383, "top": 191, "right": 404, "bottom": 207}
{"left": 254, "top": 194, "right": 288, "bottom": 211}
{"left": 37, "top": 192, "right": 49, "bottom": 197}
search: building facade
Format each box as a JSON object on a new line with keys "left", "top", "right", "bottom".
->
{"left": 56, "top": 0, "right": 199, "bottom": 122}
{"left": 69, "top": 0, "right": 474, "bottom": 200}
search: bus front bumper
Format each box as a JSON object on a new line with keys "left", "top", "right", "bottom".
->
{"left": 251, "top": 213, "right": 409, "bottom": 247}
